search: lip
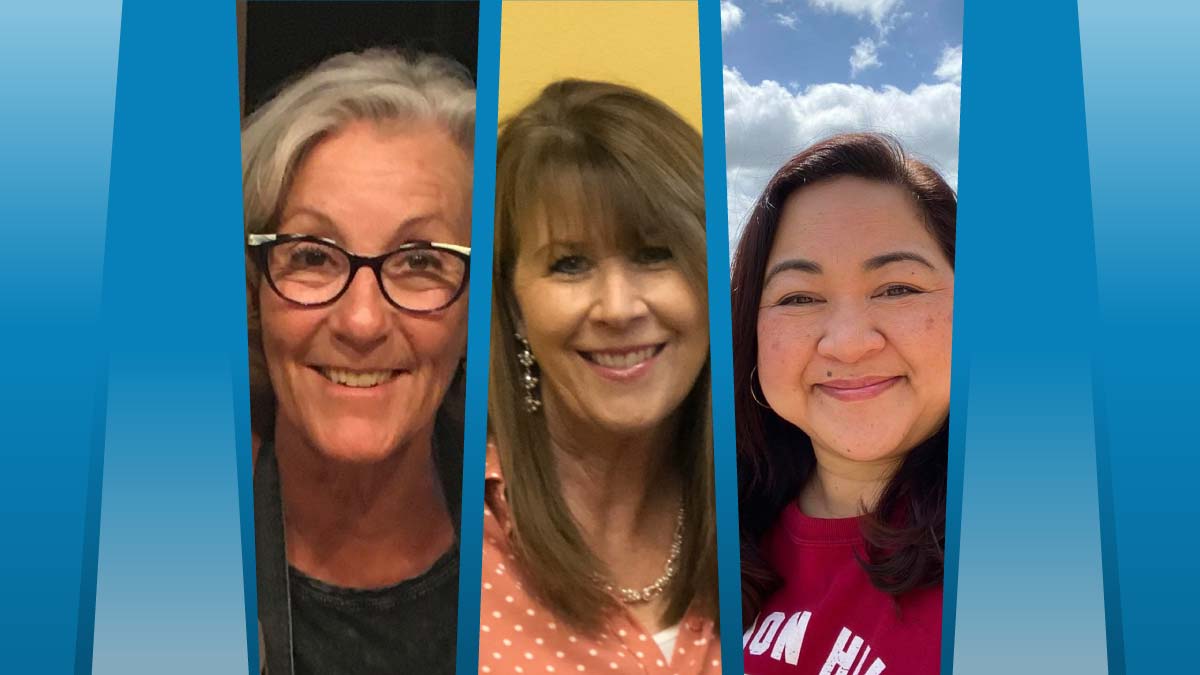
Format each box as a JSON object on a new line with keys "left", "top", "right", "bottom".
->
{"left": 814, "top": 376, "right": 901, "bottom": 402}
{"left": 577, "top": 343, "right": 666, "bottom": 382}
{"left": 309, "top": 365, "right": 409, "bottom": 395}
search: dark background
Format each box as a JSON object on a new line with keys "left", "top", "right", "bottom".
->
{"left": 242, "top": 1, "right": 480, "bottom": 118}
{"left": 238, "top": 0, "right": 479, "bottom": 521}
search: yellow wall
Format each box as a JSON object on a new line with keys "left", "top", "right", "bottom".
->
{"left": 498, "top": 0, "right": 702, "bottom": 131}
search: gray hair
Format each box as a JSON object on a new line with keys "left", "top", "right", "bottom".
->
{"left": 242, "top": 48, "right": 476, "bottom": 234}
{"left": 242, "top": 48, "right": 475, "bottom": 440}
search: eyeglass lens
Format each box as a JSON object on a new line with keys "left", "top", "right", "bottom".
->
{"left": 265, "top": 239, "right": 466, "bottom": 311}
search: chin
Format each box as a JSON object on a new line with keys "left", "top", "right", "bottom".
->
{"left": 594, "top": 406, "right": 674, "bottom": 436}
{"left": 816, "top": 429, "right": 912, "bottom": 463}
{"left": 309, "top": 426, "right": 409, "bottom": 464}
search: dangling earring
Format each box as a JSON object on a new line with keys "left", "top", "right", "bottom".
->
{"left": 750, "top": 365, "right": 772, "bottom": 409}
{"left": 515, "top": 333, "right": 542, "bottom": 413}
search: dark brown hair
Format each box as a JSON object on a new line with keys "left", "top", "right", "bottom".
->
{"left": 491, "top": 79, "right": 717, "bottom": 631}
{"left": 731, "top": 133, "right": 955, "bottom": 624}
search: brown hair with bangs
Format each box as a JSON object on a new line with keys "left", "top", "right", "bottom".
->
{"left": 490, "top": 79, "right": 717, "bottom": 632}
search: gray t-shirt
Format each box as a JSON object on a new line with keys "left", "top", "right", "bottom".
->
{"left": 287, "top": 547, "right": 459, "bottom": 674}
{"left": 256, "top": 432, "right": 462, "bottom": 675}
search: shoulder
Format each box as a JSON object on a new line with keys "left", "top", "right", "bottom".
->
{"left": 483, "top": 438, "right": 513, "bottom": 537}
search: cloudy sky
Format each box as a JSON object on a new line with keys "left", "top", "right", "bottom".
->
{"left": 721, "top": 0, "right": 963, "bottom": 252}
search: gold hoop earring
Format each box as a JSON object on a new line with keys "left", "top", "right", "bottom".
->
{"left": 515, "top": 333, "right": 542, "bottom": 413}
{"left": 750, "top": 365, "right": 772, "bottom": 409}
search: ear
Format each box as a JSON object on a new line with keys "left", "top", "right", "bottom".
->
{"left": 503, "top": 289, "right": 527, "bottom": 338}
{"left": 251, "top": 432, "right": 262, "bottom": 469}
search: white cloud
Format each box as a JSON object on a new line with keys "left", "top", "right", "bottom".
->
{"left": 934, "top": 44, "right": 962, "bottom": 85}
{"left": 808, "top": 0, "right": 905, "bottom": 34}
{"left": 721, "top": 1, "right": 745, "bottom": 36}
{"left": 849, "top": 37, "right": 882, "bottom": 77}
{"left": 723, "top": 65, "right": 961, "bottom": 252}
{"left": 774, "top": 12, "right": 799, "bottom": 30}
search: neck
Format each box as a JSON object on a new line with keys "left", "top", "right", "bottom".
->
{"left": 545, "top": 403, "right": 683, "bottom": 545}
{"left": 800, "top": 442, "right": 902, "bottom": 519}
{"left": 543, "top": 403, "right": 685, "bottom": 632}
{"left": 273, "top": 421, "right": 454, "bottom": 588}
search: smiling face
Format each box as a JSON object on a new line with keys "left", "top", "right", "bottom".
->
{"left": 259, "top": 119, "right": 471, "bottom": 463}
{"left": 756, "top": 175, "right": 954, "bottom": 465}
{"left": 511, "top": 221, "right": 710, "bottom": 437}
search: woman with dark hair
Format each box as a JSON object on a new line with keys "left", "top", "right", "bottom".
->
{"left": 734, "top": 133, "right": 954, "bottom": 674}
{"left": 480, "top": 79, "right": 721, "bottom": 673}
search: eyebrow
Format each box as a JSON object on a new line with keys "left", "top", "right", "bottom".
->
{"left": 863, "top": 250, "right": 937, "bottom": 271}
{"left": 279, "top": 206, "right": 449, "bottom": 245}
{"left": 531, "top": 239, "right": 585, "bottom": 256}
{"left": 764, "top": 250, "right": 937, "bottom": 285}
{"left": 764, "top": 258, "right": 823, "bottom": 285}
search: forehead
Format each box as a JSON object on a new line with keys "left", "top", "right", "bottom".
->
{"left": 769, "top": 176, "right": 937, "bottom": 265}
{"left": 513, "top": 168, "right": 654, "bottom": 256}
{"left": 283, "top": 119, "right": 472, "bottom": 244}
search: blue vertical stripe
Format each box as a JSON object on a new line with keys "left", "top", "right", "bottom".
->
{"left": 697, "top": 0, "right": 746, "bottom": 671}
{"left": 1078, "top": 1, "right": 1200, "bottom": 673}
{"left": 949, "top": 1, "right": 1108, "bottom": 673}
{"left": 456, "top": 1, "right": 502, "bottom": 674}
{"left": 88, "top": 2, "right": 253, "bottom": 674}
{"left": 0, "top": 2, "right": 122, "bottom": 674}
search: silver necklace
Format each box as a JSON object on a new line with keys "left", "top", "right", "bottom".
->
{"left": 600, "top": 504, "right": 686, "bottom": 605}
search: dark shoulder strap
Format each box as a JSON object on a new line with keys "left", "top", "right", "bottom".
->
{"left": 255, "top": 442, "right": 294, "bottom": 675}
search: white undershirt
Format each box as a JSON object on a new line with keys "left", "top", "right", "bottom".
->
{"left": 653, "top": 625, "right": 680, "bottom": 664}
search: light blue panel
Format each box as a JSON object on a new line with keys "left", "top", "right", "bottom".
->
{"left": 88, "top": 1, "right": 254, "bottom": 673}
{"left": 950, "top": 1, "right": 1108, "bottom": 673}
{"left": 697, "top": 0, "right": 745, "bottom": 671}
{"left": 456, "top": 1, "right": 502, "bottom": 674}
{"left": 0, "top": 2, "right": 122, "bottom": 673}
{"left": 1077, "top": 2, "right": 1200, "bottom": 674}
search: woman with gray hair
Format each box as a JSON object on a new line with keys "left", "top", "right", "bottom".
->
{"left": 243, "top": 48, "right": 474, "bottom": 674}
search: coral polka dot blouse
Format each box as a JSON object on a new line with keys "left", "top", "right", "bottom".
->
{"left": 479, "top": 449, "right": 723, "bottom": 674}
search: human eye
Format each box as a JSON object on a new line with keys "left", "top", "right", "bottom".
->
{"left": 549, "top": 255, "right": 593, "bottom": 276}
{"left": 288, "top": 244, "right": 335, "bottom": 268}
{"left": 632, "top": 246, "right": 674, "bottom": 266}
{"left": 395, "top": 250, "right": 444, "bottom": 273}
{"left": 275, "top": 241, "right": 343, "bottom": 274}
{"left": 875, "top": 284, "right": 923, "bottom": 298}
{"left": 777, "top": 293, "right": 821, "bottom": 307}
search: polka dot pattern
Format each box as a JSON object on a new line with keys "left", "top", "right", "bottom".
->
{"left": 479, "top": 449, "right": 721, "bottom": 674}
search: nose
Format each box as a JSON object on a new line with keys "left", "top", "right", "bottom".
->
{"left": 327, "top": 267, "right": 390, "bottom": 351}
{"left": 816, "top": 301, "right": 885, "bottom": 364}
{"left": 591, "top": 260, "right": 650, "bottom": 327}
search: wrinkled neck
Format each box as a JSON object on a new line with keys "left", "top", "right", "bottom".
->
{"left": 273, "top": 423, "right": 454, "bottom": 588}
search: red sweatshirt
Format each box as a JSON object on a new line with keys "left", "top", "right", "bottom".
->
{"left": 742, "top": 505, "right": 942, "bottom": 674}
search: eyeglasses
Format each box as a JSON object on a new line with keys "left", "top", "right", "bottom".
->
{"left": 247, "top": 233, "right": 471, "bottom": 313}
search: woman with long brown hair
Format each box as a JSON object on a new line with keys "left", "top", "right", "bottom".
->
{"left": 734, "top": 133, "right": 954, "bottom": 674}
{"left": 479, "top": 79, "right": 721, "bottom": 674}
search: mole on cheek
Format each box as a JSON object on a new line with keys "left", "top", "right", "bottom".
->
{"left": 926, "top": 315, "right": 936, "bottom": 330}
{"left": 826, "top": 371, "right": 832, "bottom": 377}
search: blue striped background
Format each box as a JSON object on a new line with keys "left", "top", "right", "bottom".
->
{"left": 455, "top": 0, "right": 502, "bottom": 673}
{"left": 1078, "top": 1, "right": 1200, "bottom": 673}
{"left": 4, "top": 1, "right": 1199, "bottom": 673}
{"left": 0, "top": 2, "right": 122, "bottom": 673}
{"left": 86, "top": 2, "right": 253, "bottom": 674}
{"left": 949, "top": 1, "right": 1110, "bottom": 673}
{"left": 697, "top": 0, "right": 747, "bottom": 672}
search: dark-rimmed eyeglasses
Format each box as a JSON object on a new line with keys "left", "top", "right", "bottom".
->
{"left": 247, "top": 233, "right": 471, "bottom": 313}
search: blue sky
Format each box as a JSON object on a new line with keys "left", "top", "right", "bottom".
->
{"left": 721, "top": 0, "right": 963, "bottom": 250}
